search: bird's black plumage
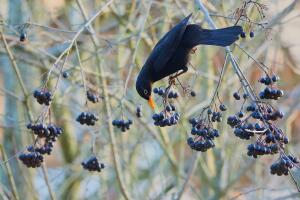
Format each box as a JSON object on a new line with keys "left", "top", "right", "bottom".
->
{"left": 136, "top": 14, "right": 243, "bottom": 103}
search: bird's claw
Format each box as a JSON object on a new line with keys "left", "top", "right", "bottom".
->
{"left": 190, "top": 47, "right": 197, "bottom": 54}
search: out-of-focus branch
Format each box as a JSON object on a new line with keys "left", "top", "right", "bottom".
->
{"left": 0, "top": 26, "right": 56, "bottom": 200}
{"left": 123, "top": 0, "right": 153, "bottom": 97}
{"left": 0, "top": 28, "right": 33, "bottom": 121}
{"left": 175, "top": 152, "right": 198, "bottom": 200}
{"left": 75, "top": 1, "right": 132, "bottom": 199}
{"left": 0, "top": 145, "right": 19, "bottom": 200}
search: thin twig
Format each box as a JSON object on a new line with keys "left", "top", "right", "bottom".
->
{"left": 0, "top": 27, "right": 32, "bottom": 120}
{"left": 176, "top": 152, "right": 198, "bottom": 200}
{"left": 26, "top": 22, "right": 79, "bottom": 34}
{"left": 123, "top": 0, "right": 153, "bottom": 98}
{"left": 0, "top": 145, "right": 19, "bottom": 200}
{"left": 75, "top": 1, "right": 132, "bottom": 199}
{"left": 41, "top": 163, "right": 56, "bottom": 200}
{"left": 209, "top": 54, "right": 229, "bottom": 106}
{"left": 44, "top": 0, "right": 114, "bottom": 87}
{"left": 75, "top": 40, "right": 88, "bottom": 104}
{"left": 0, "top": 26, "right": 56, "bottom": 200}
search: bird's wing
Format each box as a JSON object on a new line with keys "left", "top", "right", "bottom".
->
{"left": 151, "top": 14, "right": 192, "bottom": 73}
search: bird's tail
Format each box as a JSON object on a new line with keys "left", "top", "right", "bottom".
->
{"left": 182, "top": 25, "right": 243, "bottom": 47}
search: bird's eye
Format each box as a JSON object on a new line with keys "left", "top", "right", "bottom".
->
{"left": 144, "top": 89, "right": 148, "bottom": 95}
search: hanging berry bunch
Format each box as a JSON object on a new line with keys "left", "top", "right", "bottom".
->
{"left": 33, "top": 89, "right": 53, "bottom": 106}
{"left": 112, "top": 119, "right": 133, "bottom": 132}
{"left": 19, "top": 123, "right": 63, "bottom": 168}
{"left": 76, "top": 112, "right": 99, "bottom": 126}
{"left": 227, "top": 73, "right": 299, "bottom": 176}
{"left": 81, "top": 156, "right": 105, "bottom": 172}
{"left": 187, "top": 117, "right": 220, "bottom": 152}
{"left": 187, "top": 102, "right": 225, "bottom": 152}
{"left": 87, "top": 90, "right": 102, "bottom": 103}
{"left": 151, "top": 86, "right": 180, "bottom": 127}
{"left": 271, "top": 155, "right": 299, "bottom": 176}
{"left": 19, "top": 150, "right": 43, "bottom": 168}
{"left": 258, "top": 75, "right": 283, "bottom": 100}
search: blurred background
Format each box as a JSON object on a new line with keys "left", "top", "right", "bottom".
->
{"left": 0, "top": 0, "right": 300, "bottom": 199}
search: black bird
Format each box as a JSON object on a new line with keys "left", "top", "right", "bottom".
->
{"left": 136, "top": 14, "right": 243, "bottom": 109}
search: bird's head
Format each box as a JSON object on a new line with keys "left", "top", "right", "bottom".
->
{"left": 136, "top": 77, "right": 155, "bottom": 110}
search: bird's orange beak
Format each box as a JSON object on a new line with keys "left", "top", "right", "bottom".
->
{"left": 148, "top": 95, "right": 155, "bottom": 110}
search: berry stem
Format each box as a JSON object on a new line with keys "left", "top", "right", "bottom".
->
{"left": 1, "top": 26, "right": 56, "bottom": 200}
{"left": 0, "top": 145, "right": 20, "bottom": 200}
{"left": 75, "top": 1, "right": 132, "bottom": 199}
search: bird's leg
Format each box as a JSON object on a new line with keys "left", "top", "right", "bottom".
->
{"left": 169, "top": 67, "right": 188, "bottom": 83}
{"left": 190, "top": 47, "right": 197, "bottom": 54}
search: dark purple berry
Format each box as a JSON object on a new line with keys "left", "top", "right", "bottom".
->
{"left": 240, "top": 32, "right": 246, "bottom": 38}
{"left": 190, "top": 91, "right": 196, "bottom": 97}
{"left": 249, "top": 31, "right": 254, "bottom": 38}
{"left": 233, "top": 92, "right": 240, "bottom": 100}
{"left": 62, "top": 71, "right": 69, "bottom": 78}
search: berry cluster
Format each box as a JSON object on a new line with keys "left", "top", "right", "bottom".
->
{"left": 247, "top": 143, "right": 279, "bottom": 158}
{"left": 152, "top": 107, "right": 180, "bottom": 127}
{"left": 33, "top": 89, "right": 52, "bottom": 105}
{"left": 153, "top": 87, "right": 178, "bottom": 99}
{"left": 228, "top": 102, "right": 287, "bottom": 143}
{"left": 210, "top": 111, "right": 222, "bottom": 122}
{"left": 76, "top": 112, "right": 98, "bottom": 126}
{"left": 207, "top": 104, "right": 227, "bottom": 123}
{"left": 26, "top": 123, "right": 63, "bottom": 140}
{"left": 233, "top": 123, "right": 255, "bottom": 140}
{"left": 187, "top": 102, "right": 225, "bottom": 152}
{"left": 82, "top": 156, "right": 105, "bottom": 172}
{"left": 19, "top": 151, "right": 43, "bottom": 168}
{"left": 258, "top": 75, "right": 283, "bottom": 100}
{"left": 136, "top": 106, "right": 142, "bottom": 118}
{"left": 270, "top": 155, "right": 299, "bottom": 176}
{"left": 19, "top": 123, "right": 63, "bottom": 168}
{"left": 87, "top": 91, "right": 101, "bottom": 103}
{"left": 112, "top": 119, "right": 133, "bottom": 132}
{"left": 227, "top": 74, "right": 299, "bottom": 176}
{"left": 151, "top": 86, "right": 181, "bottom": 127}
{"left": 31, "top": 142, "right": 54, "bottom": 155}
{"left": 259, "top": 75, "right": 279, "bottom": 85}
{"left": 187, "top": 118, "right": 220, "bottom": 152}
{"left": 259, "top": 87, "right": 284, "bottom": 100}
